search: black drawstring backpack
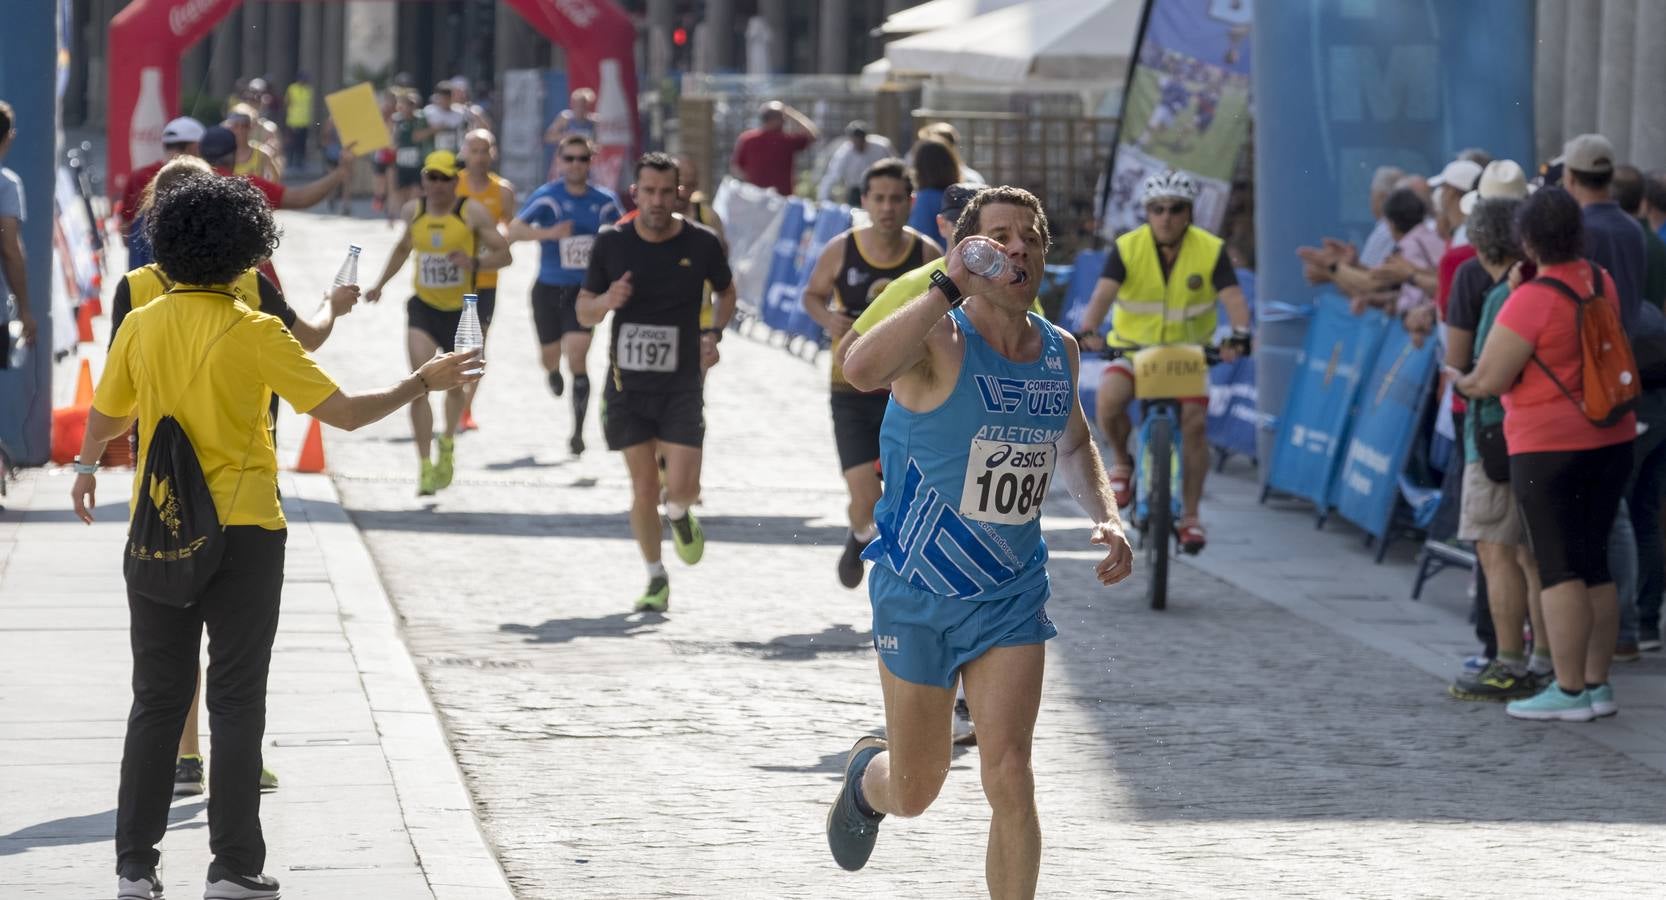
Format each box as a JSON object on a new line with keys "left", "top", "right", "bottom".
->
{"left": 124, "top": 296, "right": 257, "bottom": 607}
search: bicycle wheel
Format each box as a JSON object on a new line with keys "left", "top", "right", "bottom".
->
{"left": 1145, "top": 413, "right": 1172, "bottom": 610}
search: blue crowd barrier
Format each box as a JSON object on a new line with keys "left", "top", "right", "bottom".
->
{"left": 784, "top": 203, "right": 851, "bottom": 343}
{"left": 1330, "top": 324, "right": 1440, "bottom": 544}
{"left": 1059, "top": 249, "right": 1108, "bottom": 333}
{"left": 1262, "top": 294, "right": 1389, "bottom": 518}
{"left": 760, "top": 198, "right": 812, "bottom": 333}
{"left": 1206, "top": 357, "right": 1258, "bottom": 462}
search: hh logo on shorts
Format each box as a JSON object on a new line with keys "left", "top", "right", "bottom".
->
{"left": 875, "top": 634, "right": 900, "bottom": 652}
{"left": 1036, "top": 607, "right": 1052, "bottom": 628}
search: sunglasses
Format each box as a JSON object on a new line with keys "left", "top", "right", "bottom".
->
{"left": 562, "top": 154, "right": 592, "bottom": 163}
{"left": 1147, "top": 202, "right": 1190, "bottom": 216}
{"left": 423, "top": 171, "right": 455, "bottom": 182}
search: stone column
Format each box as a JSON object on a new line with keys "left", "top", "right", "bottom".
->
{"left": 647, "top": 0, "right": 675, "bottom": 84}
{"left": 1534, "top": 0, "right": 1567, "bottom": 165}
{"left": 703, "top": 0, "right": 734, "bottom": 73}
{"left": 1631, "top": 1, "right": 1666, "bottom": 170}
{"left": 1596, "top": 0, "right": 1635, "bottom": 153}
{"left": 241, "top": 0, "right": 267, "bottom": 82}
{"left": 266, "top": 2, "right": 298, "bottom": 89}
{"left": 761, "top": 0, "right": 789, "bottom": 74}
{"left": 322, "top": 3, "right": 345, "bottom": 93}
{"left": 1561, "top": 0, "right": 1602, "bottom": 141}
{"left": 299, "top": 3, "right": 324, "bottom": 90}
{"left": 819, "top": 0, "right": 849, "bottom": 74}
{"left": 208, "top": 10, "right": 241, "bottom": 104}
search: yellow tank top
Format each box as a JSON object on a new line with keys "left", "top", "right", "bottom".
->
{"left": 692, "top": 200, "right": 718, "bottom": 328}
{"left": 233, "top": 145, "right": 271, "bottom": 178}
{"left": 127, "top": 264, "right": 263, "bottom": 311}
{"left": 411, "top": 198, "right": 477, "bottom": 311}
{"left": 456, "top": 173, "right": 509, "bottom": 289}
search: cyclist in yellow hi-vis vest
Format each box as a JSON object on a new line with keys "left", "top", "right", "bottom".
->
{"left": 1076, "top": 171, "right": 1250, "bottom": 555}
{"left": 366, "top": 150, "right": 513, "bottom": 495}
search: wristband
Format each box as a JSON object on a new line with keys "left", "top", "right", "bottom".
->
{"left": 72, "top": 458, "right": 99, "bottom": 475}
{"left": 928, "top": 268, "right": 965, "bottom": 308}
{"left": 701, "top": 327, "right": 723, "bottom": 343}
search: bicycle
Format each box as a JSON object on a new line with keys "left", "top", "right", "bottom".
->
{"left": 1102, "top": 340, "right": 1241, "bottom": 610}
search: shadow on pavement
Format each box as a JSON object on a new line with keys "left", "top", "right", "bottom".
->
{"left": 483, "top": 455, "right": 573, "bottom": 472}
{"left": 728, "top": 623, "right": 875, "bottom": 660}
{"left": 0, "top": 801, "right": 206, "bottom": 855}
{"left": 501, "top": 611, "right": 667, "bottom": 644}
{"left": 351, "top": 509, "right": 850, "bottom": 547}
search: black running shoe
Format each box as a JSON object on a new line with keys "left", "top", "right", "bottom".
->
{"left": 952, "top": 698, "right": 977, "bottom": 746}
{"left": 548, "top": 370, "right": 565, "bottom": 397}
{"left": 826, "top": 735, "right": 887, "bottom": 871}
{"left": 116, "top": 866, "right": 164, "bottom": 900}
{"left": 173, "top": 754, "right": 204, "bottom": 797}
{"left": 569, "top": 433, "right": 585, "bottom": 457}
{"left": 837, "top": 532, "right": 871, "bottom": 589}
{"left": 1449, "top": 660, "right": 1538, "bottom": 702}
{"left": 204, "top": 862, "right": 280, "bottom": 900}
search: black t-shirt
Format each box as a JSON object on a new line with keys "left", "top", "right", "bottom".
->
{"left": 1101, "top": 238, "right": 1238, "bottom": 291}
{"left": 584, "top": 219, "right": 732, "bottom": 393}
{"left": 1443, "top": 257, "right": 1499, "bottom": 333}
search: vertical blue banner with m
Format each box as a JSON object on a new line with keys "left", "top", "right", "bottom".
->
{"left": 1251, "top": 0, "right": 1537, "bottom": 469}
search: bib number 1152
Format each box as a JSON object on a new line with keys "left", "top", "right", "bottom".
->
{"left": 960, "top": 439, "right": 1055, "bottom": 526}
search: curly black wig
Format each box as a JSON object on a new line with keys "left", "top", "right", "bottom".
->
{"left": 146, "top": 172, "right": 281, "bottom": 286}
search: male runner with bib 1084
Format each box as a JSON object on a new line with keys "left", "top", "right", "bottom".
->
{"left": 509, "top": 134, "right": 621, "bottom": 457}
{"left": 365, "top": 150, "right": 512, "bottom": 496}
{"left": 577, "top": 153, "right": 736, "bottom": 613}
{"left": 829, "top": 186, "right": 1133, "bottom": 898}
{"left": 801, "top": 158, "right": 942, "bottom": 589}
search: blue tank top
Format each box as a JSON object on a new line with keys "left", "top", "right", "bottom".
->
{"left": 864, "top": 308, "right": 1073, "bottom": 601}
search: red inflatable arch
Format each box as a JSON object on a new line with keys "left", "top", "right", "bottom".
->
{"left": 107, "top": 0, "right": 639, "bottom": 197}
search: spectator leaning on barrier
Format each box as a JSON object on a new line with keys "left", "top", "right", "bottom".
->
{"left": 1611, "top": 164, "right": 1666, "bottom": 309}
{"left": 1360, "top": 165, "right": 1405, "bottom": 266}
{"left": 1431, "top": 159, "right": 1484, "bottom": 304}
{"left": 731, "top": 100, "right": 819, "bottom": 196}
{"left": 0, "top": 99, "right": 33, "bottom": 349}
{"left": 819, "top": 121, "right": 897, "bottom": 206}
{"left": 907, "top": 138, "right": 963, "bottom": 238}
{"left": 1370, "top": 187, "right": 1445, "bottom": 316}
{"left": 1298, "top": 173, "right": 1427, "bottom": 312}
{"left": 1446, "top": 194, "right": 1549, "bottom": 702}
{"left": 1455, "top": 186, "right": 1635, "bottom": 723}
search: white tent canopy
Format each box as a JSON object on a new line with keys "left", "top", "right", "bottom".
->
{"left": 884, "top": 0, "right": 1143, "bottom": 83}
{"left": 878, "top": 0, "right": 1028, "bottom": 35}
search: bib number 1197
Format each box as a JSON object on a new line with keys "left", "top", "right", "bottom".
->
{"left": 960, "top": 439, "right": 1054, "bottom": 526}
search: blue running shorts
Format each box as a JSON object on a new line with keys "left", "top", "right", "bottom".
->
{"left": 867, "top": 566, "right": 1058, "bottom": 689}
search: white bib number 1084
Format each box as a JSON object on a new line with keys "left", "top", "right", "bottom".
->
{"left": 960, "top": 439, "right": 1055, "bottom": 525}
{"left": 618, "top": 323, "right": 678, "bottom": 372}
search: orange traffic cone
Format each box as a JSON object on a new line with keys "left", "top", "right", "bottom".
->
{"left": 74, "top": 358, "right": 95, "bottom": 407}
{"left": 294, "top": 418, "right": 326, "bottom": 473}
{"left": 76, "top": 304, "right": 95, "bottom": 343}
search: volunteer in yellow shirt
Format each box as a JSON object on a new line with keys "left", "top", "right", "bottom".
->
{"left": 283, "top": 73, "right": 315, "bottom": 171}
{"left": 1073, "top": 170, "right": 1251, "bottom": 555}
{"left": 70, "top": 172, "right": 479, "bottom": 900}
{"left": 365, "top": 150, "right": 513, "bottom": 495}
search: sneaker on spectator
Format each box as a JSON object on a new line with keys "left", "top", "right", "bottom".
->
{"left": 1589, "top": 683, "right": 1618, "bottom": 718}
{"left": 1460, "top": 654, "right": 1491, "bottom": 676}
{"left": 1639, "top": 628, "right": 1662, "bottom": 652}
{"left": 1506, "top": 683, "right": 1595, "bottom": 722}
{"left": 1450, "top": 661, "right": 1538, "bottom": 702}
{"left": 1615, "top": 642, "right": 1642, "bottom": 663}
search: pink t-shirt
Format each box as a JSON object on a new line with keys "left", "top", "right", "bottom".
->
{"left": 1494, "top": 259, "right": 1635, "bottom": 454}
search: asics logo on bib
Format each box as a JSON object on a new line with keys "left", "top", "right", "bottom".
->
{"left": 983, "top": 444, "right": 1050, "bottom": 470}
{"left": 974, "top": 376, "right": 1071, "bottom": 417}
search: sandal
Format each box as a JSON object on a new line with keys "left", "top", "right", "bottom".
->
{"left": 1108, "top": 464, "right": 1134, "bottom": 510}
{"left": 1175, "top": 517, "right": 1207, "bottom": 555}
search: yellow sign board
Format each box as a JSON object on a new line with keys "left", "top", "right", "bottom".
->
{"left": 323, "top": 82, "right": 391, "bottom": 155}
{"left": 1133, "top": 345, "right": 1209, "bottom": 400}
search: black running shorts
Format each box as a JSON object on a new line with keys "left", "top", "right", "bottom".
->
{"left": 602, "top": 383, "right": 704, "bottom": 451}
{"left": 831, "top": 390, "right": 890, "bottom": 472}
{"left": 531, "top": 282, "right": 589, "bottom": 345}
{"left": 406, "top": 294, "right": 495, "bottom": 354}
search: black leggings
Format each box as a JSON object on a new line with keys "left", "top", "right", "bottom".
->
{"left": 1510, "top": 441, "right": 1632, "bottom": 589}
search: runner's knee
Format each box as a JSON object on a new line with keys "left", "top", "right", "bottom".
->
{"left": 887, "top": 769, "right": 947, "bottom": 819}
{"left": 977, "top": 746, "right": 1035, "bottom": 814}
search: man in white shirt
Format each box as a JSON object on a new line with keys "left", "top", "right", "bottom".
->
{"left": 819, "top": 122, "right": 896, "bottom": 205}
{"left": 423, "top": 81, "right": 471, "bottom": 154}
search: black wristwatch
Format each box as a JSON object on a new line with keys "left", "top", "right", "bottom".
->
{"left": 700, "top": 327, "right": 723, "bottom": 343}
{"left": 929, "top": 268, "right": 965, "bottom": 308}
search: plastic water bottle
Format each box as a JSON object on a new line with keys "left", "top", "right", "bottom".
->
{"left": 960, "top": 239, "right": 1008, "bottom": 281}
{"left": 333, "top": 245, "right": 361, "bottom": 287}
{"left": 454, "top": 295, "right": 485, "bottom": 375}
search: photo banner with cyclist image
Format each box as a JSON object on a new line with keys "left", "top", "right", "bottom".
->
{"left": 1098, "top": 0, "right": 1254, "bottom": 238}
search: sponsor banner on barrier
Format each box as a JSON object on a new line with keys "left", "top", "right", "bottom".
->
{"left": 1331, "top": 324, "right": 1439, "bottom": 539}
{"left": 1059, "top": 249, "right": 1108, "bottom": 334}
{"left": 1206, "top": 356, "right": 1257, "bottom": 460}
{"left": 760, "top": 199, "right": 813, "bottom": 332}
{"left": 783, "top": 204, "right": 851, "bottom": 342}
{"left": 1265, "top": 293, "right": 1388, "bottom": 510}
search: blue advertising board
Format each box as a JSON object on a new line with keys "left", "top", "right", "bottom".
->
{"left": 1252, "top": 0, "right": 1537, "bottom": 485}
{"left": 1206, "top": 357, "right": 1258, "bottom": 460}
{"left": 1264, "top": 293, "right": 1388, "bottom": 511}
{"left": 760, "top": 198, "right": 812, "bottom": 332}
{"left": 784, "top": 203, "right": 852, "bottom": 342}
{"left": 1330, "top": 324, "right": 1440, "bottom": 539}
{"left": 1060, "top": 249, "right": 1108, "bottom": 334}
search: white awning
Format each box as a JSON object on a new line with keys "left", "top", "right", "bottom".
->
{"left": 884, "top": 0, "right": 1143, "bottom": 83}
{"left": 878, "top": 0, "right": 1029, "bottom": 35}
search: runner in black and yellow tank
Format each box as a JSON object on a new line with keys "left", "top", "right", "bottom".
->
{"left": 454, "top": 128, "right": 516, "bottom": 432}
{"left": 366, "top": 150, "right": 512, "bottom": 495}
{"left": 801, "top": 158, "right": 942, "bottom": 589}
{"left": 577, "top": 153, "right": 736, "bottom": 613}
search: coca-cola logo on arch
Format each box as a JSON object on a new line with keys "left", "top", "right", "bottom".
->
{"left": 169, "top": 0, "right": 224, "bottom": 37}
{"left": 555, "top": 0, "right": 601, "bottom": 28}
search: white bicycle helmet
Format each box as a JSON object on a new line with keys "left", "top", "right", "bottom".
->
{"left": 1139, "top": 170, "right": 1198, "bottom": 206}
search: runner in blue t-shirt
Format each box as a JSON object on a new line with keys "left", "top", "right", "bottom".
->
{"left": 508, "top": 134, "right": 621, "bottom": 456}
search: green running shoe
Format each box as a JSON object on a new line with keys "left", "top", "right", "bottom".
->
{"left": 1506, "top": 683, "right": 1595, "bottom": 722}
{"left": 418, "top": 460, "right": 438, "bottom": 496}
{"left": 435, "top": 435, "right": 456, "bottom": 489}
{"left": 1589, "top": 683, "right": 1617, "bottom": 718}
{"left": 669, "top": 511, "right": 705, "bottom": 565}
{"left": 260, "top": 766, "right": 279, "bottom": 791}
{"left": 635, "top": 575, "right": 670, "bottom": 612}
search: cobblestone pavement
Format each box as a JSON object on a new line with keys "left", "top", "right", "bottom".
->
{"left": 265, "top": 210, "right": 1666, "bottom": 899}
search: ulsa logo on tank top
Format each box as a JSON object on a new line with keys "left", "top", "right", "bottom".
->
{"left": 974, "top": 375, "right": 1070, "bottom": 417}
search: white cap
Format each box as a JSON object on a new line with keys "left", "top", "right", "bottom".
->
{"left": 1429, "top": 158, "right": 1483, "bottom": 192}
{"left": 1460, "top": 160, "right": 1532, "bottom": 215}
{"left": 160, "top": 117, "right": 206, "bottom": 145}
